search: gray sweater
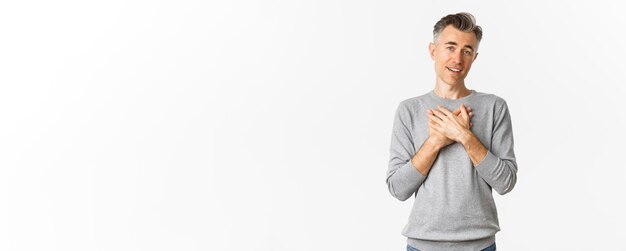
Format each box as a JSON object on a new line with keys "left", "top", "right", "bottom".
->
{"left": 386, "top": 90, "right": 517, "bottom": 251}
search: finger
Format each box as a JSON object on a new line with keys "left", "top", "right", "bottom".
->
{"left": 430, "top": 108, "right": 444, "bottom": 118}
{"left": 456, "top": 107, "right": 471, "bottom": 118}
{"left": 437, "top": 106, "right": 454, "bottom": 117}
{"left": 457, "top": 106, "right": 471, "bottom": 116}
{"left": 428, "top": 119, "right": 441, "bottom": 129}
{"left": 437, "top": 106, "right": 455, "bottom": 117}
{"left": 428, "top": 120, "right": 439, "bottom": 128}
{"left": 453, "top": 106, "right": 462, "bottom": 115}
{"left": 428, "top": 109, "right": 439, "bottom": 120}
{"left": 431, "top": 108, "right": 448, "bottom": 122}
{"left": 428, "top": 120, "right": 444, "bottom": 133}
{"left": 428, "top": 110, "right": 444, "bottom": 124}
{"left": 460, "top": 104, "right": 469, "bottom": 120}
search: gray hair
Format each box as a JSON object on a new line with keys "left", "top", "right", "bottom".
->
{"left": 433, "top": 12, "right": 483, "bottom": 44}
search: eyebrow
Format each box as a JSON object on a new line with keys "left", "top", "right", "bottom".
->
{"left": 444, "top": 41, "right": 475, "bottom": 52}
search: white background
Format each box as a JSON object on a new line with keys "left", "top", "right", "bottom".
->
{"left": 1, "top": 1, "right": 625, "bottom": 250}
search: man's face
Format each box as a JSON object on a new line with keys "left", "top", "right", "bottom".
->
{"left": 429, "top": 25, "right": 479, "bottom": 86}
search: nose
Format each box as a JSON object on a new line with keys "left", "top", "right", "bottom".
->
{"left": 452, "top": 50, "right": 463, "bottom": 64}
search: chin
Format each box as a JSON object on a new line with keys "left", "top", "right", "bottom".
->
{"left": 443, "top": 78, "right": 463, "bottom": 86}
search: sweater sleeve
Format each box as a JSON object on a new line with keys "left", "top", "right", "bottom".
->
{"left": 386, "top": 102, "right": 427, "bottom": 201}
{"left": 474, "top": 100, "right": 518, "bottom": 195}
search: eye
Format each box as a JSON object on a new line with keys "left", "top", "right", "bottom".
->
{"left": 446, "top": 46, "right": 454, "bottom": 51}
{"left": 463, "top": 50, "right": 472, "bottom": 56}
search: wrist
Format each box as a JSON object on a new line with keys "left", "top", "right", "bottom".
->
{"left": 425, "top": 136, "right": 445, "bottom": 152}
{"left": 458, "top": 129, "right": 474, "bottom": 146}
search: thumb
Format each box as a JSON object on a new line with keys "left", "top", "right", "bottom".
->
{"left": 460, "top": 104, "right": 469, "bottom": 119}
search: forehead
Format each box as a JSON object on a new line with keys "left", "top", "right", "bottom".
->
{"left": 437, "top": 25, "right": 478, "bottom": 48}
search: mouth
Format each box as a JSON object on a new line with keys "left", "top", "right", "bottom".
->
{"left": 446, "top": 66, "right": 462, "bottom": 73}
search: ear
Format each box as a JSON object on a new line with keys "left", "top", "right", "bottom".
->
{"left": 429, "top": 43, "right": 436, "bottom": 60}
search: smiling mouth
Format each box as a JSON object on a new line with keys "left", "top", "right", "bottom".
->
{"left": 446, "top": 66, "right": 462, "bottom": 73}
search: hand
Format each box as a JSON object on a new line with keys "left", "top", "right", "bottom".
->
{"left": 427, "top": 105, "right": 473, "bottom": 148}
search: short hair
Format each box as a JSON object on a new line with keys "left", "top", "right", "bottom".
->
{"left": 433, "top": 12, "right": 482, "bottom": 44}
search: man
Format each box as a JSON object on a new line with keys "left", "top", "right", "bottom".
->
{"left": 386, "top": 13, "right": 517, "bottom": 251}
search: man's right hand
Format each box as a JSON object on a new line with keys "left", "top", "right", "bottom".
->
{"left": 426, "top": 105, "right": 473, "bottom": 149}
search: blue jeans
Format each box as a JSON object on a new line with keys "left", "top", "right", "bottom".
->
{"left": 407, "top": 242, "right": 496, "bottom": 251}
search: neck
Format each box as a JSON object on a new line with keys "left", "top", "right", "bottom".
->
{"left": 434, "top": 81, "right": 471, "bottom": 99}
